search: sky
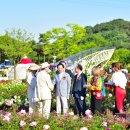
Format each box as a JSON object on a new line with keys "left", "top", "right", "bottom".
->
{"left": 0, "top": 0, "right": 130, "bottom": 41}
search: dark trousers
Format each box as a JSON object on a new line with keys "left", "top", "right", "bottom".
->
{"left": 91, "top": 95, "right": 103, "bottom": 114}
{"left": 74, "top": 97, "right": 86, "bottom": 116}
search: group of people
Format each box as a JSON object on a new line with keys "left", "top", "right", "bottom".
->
{"left": 27, "top": 61, "right": 128, "bottom": 119}
{"left": 89, "top": 62, "right": 128, "bottom": 114}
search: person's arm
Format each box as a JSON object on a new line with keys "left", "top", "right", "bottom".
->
{"left": 27, "top": 73, "right": 36, "bottom": 89}
{"left": 82, "top": 74, "right": 87, "bottom": 95}
{"left": 52, "top": 75, "right": 57, "bottom": 86}
{"left": 67, "top": 74, "right": 71, "bottom": 98}
{"left": 72, "top": 75, "right": 76, "bottom": 95}
{"left": 45, "top": 74, "right": 54, "bottom": 91}
{"left": 69, "top": 70, "right": 74, "bottom": 79}
{"left": 111, "top": 74, "right": 116, "bottom": 86}
{"left": 66, "top": 69, "right": 74, "bottom": 79}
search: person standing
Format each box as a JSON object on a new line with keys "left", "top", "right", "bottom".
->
{"left": 72, "top": 64, "right": 87, "bottom": 116}
{"left": 58, "top": 61, "right": 74, "bottom": 107}
{"left": 53, "top": 63, "right": 71, "bottom": 114}
{"left": 112, "top": 62, "right": 127, "bottom": 113}
{"left": 37, "top": 62, "right": 54, "bottom": 118}
{"left": 27, "top": 64, "right": 40, "bottom": 114}
{"left": 89, "top": 67, "right": 104, "bottom": 114}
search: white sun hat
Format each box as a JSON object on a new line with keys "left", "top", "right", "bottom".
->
{"left": 40, "top": 62, "right": 50, "bottom": 69}
{"left": 28, "top": 64, "right": 40, "bottom": 71}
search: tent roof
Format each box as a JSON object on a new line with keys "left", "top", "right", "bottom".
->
{"left": 18, "top": 57, "right": 33, "bottom": 64}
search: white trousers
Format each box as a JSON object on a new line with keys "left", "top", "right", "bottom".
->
{"left": 38, "top": 100, "right": 51, "bottom": 119}
{"left": 29, "top": 99, "right": 38, "bottom": 114}
{"left": 56, "top": 96, "right": 68, "bottom": 114}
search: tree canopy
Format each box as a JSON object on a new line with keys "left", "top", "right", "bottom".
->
{"left": 0, "top": 19, "right": 130, "bottom": 67}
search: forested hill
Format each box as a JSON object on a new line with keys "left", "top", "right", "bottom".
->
{"left": 85, "top": 19, "right": 130, "bottom": 49}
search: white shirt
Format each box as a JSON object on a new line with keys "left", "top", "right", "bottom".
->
{"left": 59, "top": 72, "right": 64, "bottom": 80}
{"left": 77, "top": 71, "right": 82, "bottom": 77}
{"left": 112, "top": 71, "right": 127, "bottom": 89}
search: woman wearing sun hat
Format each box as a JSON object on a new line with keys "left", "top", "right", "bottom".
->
{"left": 27, "top": 63, "right": 40, "bottom": 114}
{"left": 37, "top": 62, "right": 54, "bottom": 119}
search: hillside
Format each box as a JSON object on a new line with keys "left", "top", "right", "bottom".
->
{"left": 85, "top": 19, "right": 130, "bottom": 49}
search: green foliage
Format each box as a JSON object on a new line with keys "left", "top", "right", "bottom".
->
{"left": 0, "top": 28, "right": 34, "bottom": 63}
{"left": 0, "top": 80, "right": 27, "bottom": 108}
{"left": 39, "top": 24, "right": 86, "bottom": 61}
{"left": 112, "top": 48, "right": 130, "bottom": 66}
{"left": 0, "top": 111, "right": 127, "bottom": 129}
{"left": 0, "top": 19, "right": 130, "bottom": 66}
{"left": 0, "top": 80, "right": 129, "bottom": 129}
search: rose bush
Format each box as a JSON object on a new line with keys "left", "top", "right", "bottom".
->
{"left": 0, "top": 110, "right": 128, "bottom": 129}
{"left": 0, "top": 80, "right": 130, "bottom": 129}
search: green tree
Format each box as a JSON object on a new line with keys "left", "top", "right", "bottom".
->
{"left": 40, "top": 24, "right": 86, "bottom": 62}
{"left": 0, "top": 28, "right": 34, "bottom": 79}
{"left": 112, "top": 48, "right": 130, "bottom": 66}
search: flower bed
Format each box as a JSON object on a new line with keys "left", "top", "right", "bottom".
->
{"left": 0, "top": 81, "right": 130, "bottom": 129}
{"left": 0, "top": 110, "right": 128, "bottom": 129}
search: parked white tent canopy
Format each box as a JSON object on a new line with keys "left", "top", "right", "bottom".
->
{"left": 8, "top": 56, "right": 33, "bottom": 80}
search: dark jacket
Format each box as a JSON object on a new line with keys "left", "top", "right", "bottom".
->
{"left": 72, "top": 73, "right": 87, "bottom": 98}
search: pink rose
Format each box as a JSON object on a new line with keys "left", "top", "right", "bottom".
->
{"left": 18, "top": 109, "right": 26, "bottom": 116}
{"left": 30, "top": 122, "right": 37, "bottom": 127}
{"left": 5, "top": 100, "right": 13, "bottom": 106}
{"left": 20, "top": 120, "right": 26, "bottom": 127}
{"left": 5, "top": 112, "right": 12, "bottom": 117}
{"left": 43, "top": 125, "right": 50, "bottom": 130}
{"left": 3, "top": 115, "right": 10, "bottom": 121}
{"left": 102, "top": 122, "right": 107, "bottom": 127}
{"left": 85, "top": 109, "right": 91, "bottom": 115}
{"left": 87, "top": 114, "right": 93, "bottom": 119}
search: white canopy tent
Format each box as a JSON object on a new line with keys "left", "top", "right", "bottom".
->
{"left": 8, "top": 56, "right": 33, "bottom": 80}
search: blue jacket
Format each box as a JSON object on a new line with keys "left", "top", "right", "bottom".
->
{"left": 53, "top": 72, "right": 71, "bottom": 97}
{"left": 72, "top": 73, "right": 87, "bottom": 98}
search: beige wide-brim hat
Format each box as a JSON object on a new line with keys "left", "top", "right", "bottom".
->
{"left": 28, "top": 64, "right": 40, "bottom": 71}
{"left": 40, "top": 62, "right": 50, "bottom": 69}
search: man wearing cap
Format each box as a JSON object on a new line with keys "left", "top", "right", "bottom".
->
{"left": 27, "top": 63, "right": 40, "bottom": 114}
{"left": 37, "top": 62, "right": 54, "bottom": 118}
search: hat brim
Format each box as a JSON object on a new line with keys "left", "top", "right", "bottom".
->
{"left": 28, "top": 67, "right": 40, "bottom": 71}
{"left": 40, "top": 64, "right": 50, "bottom": 69}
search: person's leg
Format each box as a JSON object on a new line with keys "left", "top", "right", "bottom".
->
{"left": 56, "top": 96, "right": 61, "bottom": 114}
{"left": 82, "top": 99, "right": 87, "bottom": 116}
{"left": 90, "top": 95, "right": 95, "bottom": 114}
{"left": 74, "top": 98, "right": 80, "bottom": 115}
{"left": 61, "top": 96, "right": 68, "bottom": 114}
{"left": 34, "top": 102, "right": 39, "bottom": 113}
{"left": 29, "top": 99, "right": 34, "bottom": 114}
{"left": 42, "top": 100, "right": 51, "bottom": 119}
{"left": 67, "top": 99, "right": 70, "bottom": 108}
{"left": 116, "top": 87, "right": 126, "bottom": 113}
{"left": 95, "top": 99, "right": 102, "bottom": 113}
{"left": 77, "top": 98, "right": 86, "bottom": 116}
{"left": 37, "top": 101, "right": 43, "bottom": 116}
